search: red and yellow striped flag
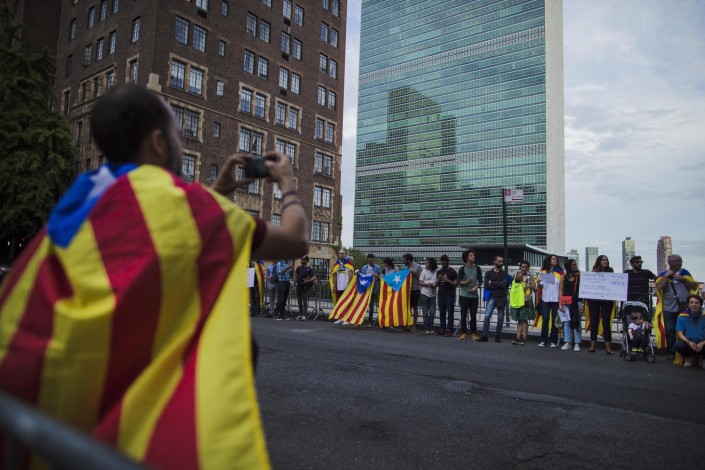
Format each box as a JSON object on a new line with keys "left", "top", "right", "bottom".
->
{"left": 329, "top": 259, "right": 354, "bottom": 303}
{"left": 328, "top": 274, "right": 374, "bottom": 325}
{"left": 653, "top": 270, "right": 698, "bottom": 350}
{"left": 378, "top": 269, "right": 411, "bottom": 328}
{"left": 0, "top": 165, "right": 269, "bottom": 469}
{"left": 254, "top": 261, "right": 265, "bottom": 308}
{"left": 583, "top": 301, "right": 616, "bottom": 336}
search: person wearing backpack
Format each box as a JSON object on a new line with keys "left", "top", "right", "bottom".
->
{"left": 458, "top": 249, "right": 483, "bottom": 341}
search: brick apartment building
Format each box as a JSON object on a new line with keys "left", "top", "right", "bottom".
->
{"left": 45, "top": 0, "right": 346, "bottom": 274}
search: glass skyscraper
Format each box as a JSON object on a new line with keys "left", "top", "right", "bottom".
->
{"left": 353, "top": 0, "right": 564, "bottom": 263}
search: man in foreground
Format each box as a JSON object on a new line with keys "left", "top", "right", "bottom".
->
{"left": 0, "top": 85, "right": 308, "bottom": 469}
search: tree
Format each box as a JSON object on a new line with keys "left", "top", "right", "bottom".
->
{"left": 0, "top": 6, "right": 74, "bottom": 260}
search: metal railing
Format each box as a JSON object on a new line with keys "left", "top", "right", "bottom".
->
{"left": 0, "top": 392, "right": 145, "bottom": 470}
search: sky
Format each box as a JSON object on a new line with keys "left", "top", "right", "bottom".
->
{"left": 339, "top": 0, "right": 705, "bottom": 281}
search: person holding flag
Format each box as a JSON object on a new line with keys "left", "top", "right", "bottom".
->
{"left": 360, "top": 254, "right": 382, "bottom": 327}
{"left": 378, "top": 265, "right": 412, "bottom": 329}
{"left": 330, "top": 249, "right": 354, "bottom": 305}
{"left": 0, "top": 84, "right": 309, "bottom": 469}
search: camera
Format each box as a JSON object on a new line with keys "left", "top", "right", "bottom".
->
{"left": 245, "top": 157, "right": 269, "bottom": 178}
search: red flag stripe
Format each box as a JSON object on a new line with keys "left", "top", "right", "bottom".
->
{"left": 0, "top": 228, "right": 47, "bottom": 308}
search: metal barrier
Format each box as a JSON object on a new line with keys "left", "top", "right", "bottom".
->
{"left": 0, "top": 392, "right": 145, "bottom": 470}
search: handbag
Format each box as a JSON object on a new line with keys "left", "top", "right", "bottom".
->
{"left": 560, "top": 275, "right": 578, "bottom": 305}
{"left": 483, "top": 288, "right": 491, "bottom": 302}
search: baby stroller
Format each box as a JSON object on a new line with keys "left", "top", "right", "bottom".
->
{"left": 619, "top": 301, "right": 655, "bottom": 363}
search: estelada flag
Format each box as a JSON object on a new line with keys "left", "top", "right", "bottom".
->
{"left": 378, "top": 269, "right": 411, "bottom": 328}
{"left": 652, "top": 269, "right": 698, "bottom": 350}
{"left": 329, "top": 273, "right": 375, "bottom": 325}
{"left": 583, "top": 301, "right": 617, "bottom": 336}
{"left": 0, "top": 164, "right": 270, "bottom": 469}
{"left": 329, "top": 258, "right": 354, "bottom": 303}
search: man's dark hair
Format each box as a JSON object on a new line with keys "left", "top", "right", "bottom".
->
{"left": 91, "top": 84, "right": 174, "bottom": 163}
{"left": 440, "top": 254, "right": 449, "bottom": 262}
{"left": 629, "top": 256, "right": 642, "bottom": 264}
{"left": 687, "top": 294, "right": 703, "bottom": 309}
{"left": 403, "top": 253, "right": 413, "bottom": 261}
{"left": 519, "top": 260, "right": 530, "bottom": 268}
{"left": 367, "top": 253, "right": 375, "bottom": 259}
{"left": 462, "top": 249, "right": 475, "bottom": 263}
{"left": 426, "top": 257, "right": 438, "bottom": 270}
{"left": 494, "top": 255, "right": 503, "bottom": 261}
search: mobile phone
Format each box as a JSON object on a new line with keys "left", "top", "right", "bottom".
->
{"left": 245, "top": 157, "right": 269, "bottom": 178}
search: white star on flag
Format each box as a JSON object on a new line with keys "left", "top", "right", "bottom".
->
{"left": 360, "top": 278, "right": 369, "bottom": 286}
{"left": 393, "top": 275, "right": 401, "bottom": 284}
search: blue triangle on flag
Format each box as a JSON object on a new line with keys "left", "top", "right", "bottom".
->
{"left": 381, "top": 268, "right": 410, "bottom": 292}
{"left": 357, "top": 274, "right": 374, "bottom": 294}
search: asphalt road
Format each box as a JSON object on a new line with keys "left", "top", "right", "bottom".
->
{"left": 253, "top": 318, "right": 705, "bottom": 470}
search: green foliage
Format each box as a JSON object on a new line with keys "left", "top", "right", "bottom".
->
{"left": 343, "top": 247, "right": 367, "bottom": 272}
{"left": 0, "top": 6, "right": 74, "bottom": 255}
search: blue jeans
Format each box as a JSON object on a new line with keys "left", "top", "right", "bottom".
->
{"left": 483, "top": 296, "right": 506, "bottom": 337}
{"left": 541, "top": 301, "right": 559, "bottom": 344}
{"left": 663, "top": 310, "right": 680, "bottom": 353}
{"left": 437, "top": 295, "right": 455, "bottom": 330}
{"left": 367, "top": 292, "right": 379, "bottom": 323}
{"left": 563, "top": 322, "right": 582, "bottom": 344}
{"left": 421, "top": 294, "right": 436, "bottom": 329}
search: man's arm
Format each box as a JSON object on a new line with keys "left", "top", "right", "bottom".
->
{"left": 212, "top": 152, "right": 308, "bottom": 260}
{"left": 654, "top": 270, "right": 672, "bottom": 290}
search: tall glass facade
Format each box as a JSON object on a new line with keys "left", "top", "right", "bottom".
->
{"left": 354, "top": 0, "right": 564, "bottom": 264}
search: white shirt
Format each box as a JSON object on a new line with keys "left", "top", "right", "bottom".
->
{"left": 540, "top": 271, "right": 562, "bottom": 303}
{"left": 420, "top": 269, "right": 438, "bottom": 297}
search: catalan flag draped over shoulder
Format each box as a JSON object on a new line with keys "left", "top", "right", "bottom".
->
{"left": 378, "top": 269, "right": 411, "bottom": 328}
{"left": 652, "top": 269, "right": 698, "bottom": 350}
{"left": 328, "top": 273, "right": 375, "bottom": 325}
{"left": 329, "top": 258, "right": 354, "bottom": 303}
{"left": 254, "top": 260, "right": 265, "bottom": 309}
{"left": 583, "top": 302, "right": 617, "bottom": 336}
{"left": 0, "top": 164, "right": 270, "bottom": 469}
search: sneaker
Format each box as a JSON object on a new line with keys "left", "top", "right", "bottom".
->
{"left": 561, "top": 343, "right": 571, "bottom": 351}
{"left": 334, "top": 319, "right": 344, "bottom": 325}
{"left": 512, "top": 339, "right": 521, "bottom": 345}
{"left": 550, "top": 343, "right": 558, "bottom": 348}
{"left": 471, "top": 333, "right": 479, "bottom": 341}
{"left": 428, "top": 330, "right": 435, "bottom": 335}
{"left": 538, "top": 342, "right": 545, "bottom": 347}
{"left": 573, "top": 344, "right": 581, "bottom": 352}
{"left": 366, "top": 323, "right": 372, "bottom": 328}
{"left": 459, "top": 333, "right": 467, "bottom": 340}
{"left": 494, "top": 336, "right": 502, "bottom": 343}
{"left": 478, "top": 336, "right": 489, "bottom": 342}
{"left": 684, "top": 358, "right": 693, "bottom": 368}
{"left": 301, "top": 316, "right": 307, "bottom": 321}
{"left": 425, "top": 330, "right": 431, "bottom": 335}
{"left": 342, "top": 321, "right": 350, "bottom": 326}
{"left": 274, "top": 316, "right": 283, "bottom": 321}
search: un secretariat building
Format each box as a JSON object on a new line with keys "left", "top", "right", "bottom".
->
{"left": 353, "top": 0, "right": 565, "bottom": 264}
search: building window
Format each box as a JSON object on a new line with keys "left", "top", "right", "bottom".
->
{"left": 315, "top": 153, "right": 333, "bottom": 176}
{"left": 315, "top": 118, "right": 324, "bottom": 140}
{"left": 328, "top": 91, "right": 336, "bottom": 110}
{"left": 331, "top": 28, "right": 339, "bottom": 48}
{"left": 319, "top": 54, "right": 327, "bottom": 72}
{"left": 329, "top": 59, "right": 337, "bottom": 79}
{"left": 170, "top": 60, "right": 186, "bottom": 88}
{"left": 62, "top": 89, "right": 71, "bottom": 115}
{"left": 254, "top": 93, "right": 266, "bottom": 118}
{"left": 196, "top": 0, "right": 209, "bottom": 11}
{"left": 278, "top": 67, "right": 289, "bottom": 89}
{"left": 83, "top": 44, "right": 92, "bottom": 65}
{"left": 213, "top": 121, "right": 221, "bottom": 138}
{"left": 112, "top": 0, "right": 119, "bottom": 14}
{"left": 240, "top": 88, "right": 252, "bottom": 112}
{"left": 100, "top": 1, "right": 108, "bottom": 21}
{"left": 216, "top": 80, "right": 224, "bottom": 96}
{"left": 262, "top": 0, "right": 272, "bottom": 7}
{"left": 76, "top": 120, "right": 83, "bottom": 146}
{"left": 210, "top": 164, "right": 219, "bottom": 180}
{"left": 189, "top": 67, "right": 204, "bottom": 95}
{"left": 275, "top": 103, "right": 285, "bottom": 125}
{"left": 93, "top": 76, "right": 101, "bottom": 98}
{"left": 281, "top": 32, "right": 290, "bottom": 54}
{"left": 96, "top": 38, "right": 105, "bottom": 61}
{"left": 131, "top": 17, "right": 140, "bottom": 43}
{"left": 246, "top": 13, "right": 257, "bottom": 36}
{"left": 294, "top": 5, "right": 304, "bottom": 26}
{"left": 259, "top": 20, "right": 270, "bottom": 43}
{"left": 182, "top": 155, "right": 196, "bottom": 182}
{"left": 325, "top": 122, "right": 334, "bottom": 143}
{"left": 88, "top": 7, "right": 95, "bottom": 28}
{"left": 236, "top": 167, "right": 261, "bottom": 195}
{"left": 313, "top": 187, "right": 331, "bottom": 208}
{"left": 109, "top": 31, "right": 117, "bottom": 54}
{"left": 69, "top": 18, "right": 76, "bottom": 40}
{"left": 175, "top": 16, "right": 189, "bottom": 44}
{"left": 129, "top": 59, "right": 138, "bottom": 83}
{"left": 320, "top": 22, "right": 328, "bottom": 42}
{"left": 318, "top": 86, "right": 326, "bottom": 106}
{"left": 291, "top": 73, "right": 300, "bottom": 94}
{"left": 322, "top": 0, "right": 329, "bottom": 12}
{"left": 106, "top": 69, "right": 115, "bottom": 87}
{"left": 332, "top": 0, "right": 340, "bottom": 17}
{"left": 244, "top": 50, "right": 255, "bottom": 74}
{"left": 221, "top": 1, "right": 229, "bottom": 16}
{"left": 193, "top": 25, "right": 206, "bottom": 52}
{"left": 273, "top": 183, "right": 282, "bottom": 199}
{"left": 283, "top": 0, "right": 292, "bottom": 19}
{"left": 65, "top": 55, "right": 73, "bottom": 77}
{"left": 184, "top": 110, "right": 200, "bottom": 138}
{"left": 257, "top": 57, "right": 268, "bottom": 79}
{"left": 288, "top": 107, "right": 299, "bottom": 130}
{"left": 272, "top": 214, "right": 281, "bottom": 226}
{"left": 275, "top": 139, "right": 296, "bottom": 163}
{"left": 311, "top": 258, "right": 329, "bottom": 278}
{"left": 238, "top": 128, "right": 264, "bottom": 156}
{"left": 218, "top": 40, "right": 226, "bottom": 56}
{"left": 292, "top": 39, "right": 302, "bottom": 60}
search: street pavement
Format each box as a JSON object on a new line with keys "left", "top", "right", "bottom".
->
{"left": 253, "top": 318, "right": 705, "bottom": 470}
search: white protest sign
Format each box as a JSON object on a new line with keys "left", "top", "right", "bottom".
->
{"left": 578, "top": 272, "right": 628, "bottom": 301}
{"left": 247, "top": 268, "right": 255, "bottom": 288}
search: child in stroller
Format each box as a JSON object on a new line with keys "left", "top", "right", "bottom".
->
{"left": 620, "top": 301, "right": 656, "bottom": 363}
